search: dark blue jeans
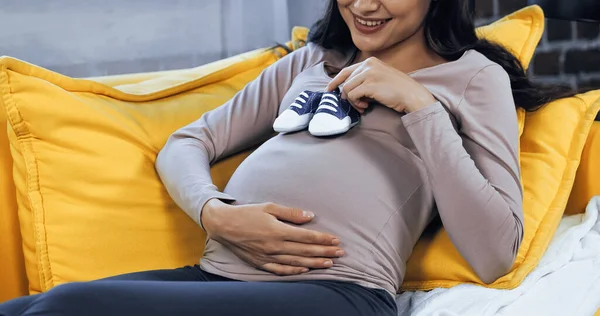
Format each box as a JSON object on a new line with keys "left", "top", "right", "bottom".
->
{"left": 0, "top": 265, "right": 397, "bottom": 316}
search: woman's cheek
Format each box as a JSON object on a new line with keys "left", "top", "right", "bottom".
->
{"left": 336, "top": 0, "right": 353, "bottom": 6}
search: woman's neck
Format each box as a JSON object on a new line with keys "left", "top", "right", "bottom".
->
{"left": 354, "top": 27, "right": 447, "bottom": 74}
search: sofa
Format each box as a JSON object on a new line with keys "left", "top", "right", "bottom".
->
{"left": 1, "top": 5, "right": 599, "bottom": 306}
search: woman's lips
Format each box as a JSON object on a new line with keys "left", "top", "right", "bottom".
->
{"left": 353, "top": 17, "right": 391, "bottom": 35}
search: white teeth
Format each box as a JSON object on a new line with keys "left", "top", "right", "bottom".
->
{"left": 356, "top": 17, "right": 386, "bottom": 27}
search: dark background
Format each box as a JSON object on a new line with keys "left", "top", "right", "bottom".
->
{"left": 527, "top": 0, "right": 600, "bottom": 22}
{"left": 476, "top": 0, "right": 600, "bottom": 101}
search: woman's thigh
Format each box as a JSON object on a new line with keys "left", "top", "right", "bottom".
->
{"left": 97, "top": 265, "right": 231, "bottom": 282}
{"left": 3, "top": 279, "right": 397, "bottom": 316}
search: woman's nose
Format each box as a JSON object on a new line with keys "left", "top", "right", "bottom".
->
{"left": 352, "top": 0, "right": 380, "bottom": 13}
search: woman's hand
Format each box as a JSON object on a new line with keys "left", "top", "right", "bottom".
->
{"left": 201, "top": 199, "right": 344, "bottom": 276}
{"left": 326, "top": 57, "right": 437, "bottom": 114}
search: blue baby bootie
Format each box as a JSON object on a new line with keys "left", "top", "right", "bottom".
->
{"left": 273, "top": 90, "right": 322, "bottom": 133}
{"left": 308, "top": 88, "right": 360, "bottom": 136}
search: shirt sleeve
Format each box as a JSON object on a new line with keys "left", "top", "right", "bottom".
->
{"left": 155, "top": 43, "right": 329, "bottom": 230}
{"left": 401, "top": 64, "right": 524, "bottom": 284}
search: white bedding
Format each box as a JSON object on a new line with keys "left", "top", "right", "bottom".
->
{"left": 396, "top": 196, "right": 600, "bottom": 316}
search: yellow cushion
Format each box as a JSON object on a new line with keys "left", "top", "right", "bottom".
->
{"left": 565, "top": 122, "right": 600, "bottom": 215}
{"left": 476, "top": 5, "right": 545, "bottom": 69}
{"left": 0, "top": 102, "right": 28, "bottom": 302}
{"left": 0, "top": 42, "right": 284, "bottom": 293}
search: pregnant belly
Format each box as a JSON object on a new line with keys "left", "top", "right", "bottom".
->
{"left": 223, "top": 130, "right": 425, "bottom": 249}
{"left": 204, "top": 130, "right": 433, "bottom": 290}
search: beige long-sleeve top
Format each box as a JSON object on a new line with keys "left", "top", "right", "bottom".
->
{"left": 155, "top": 43, "right": 524, "bottom": 295}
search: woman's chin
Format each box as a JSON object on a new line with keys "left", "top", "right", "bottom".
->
{"left": 350, "top": 34, "right": 388, "bottom": 53}
{"left": 353, "top": 40, "right": 387, "bottom": 54}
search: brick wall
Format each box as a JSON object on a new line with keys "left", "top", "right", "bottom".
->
{"left": 475, "top": 0, "right": 600, "bottom": 93}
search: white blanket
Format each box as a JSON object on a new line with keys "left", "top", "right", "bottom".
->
{"left": 397, "top": 196, "right": 600, "bottom": 316}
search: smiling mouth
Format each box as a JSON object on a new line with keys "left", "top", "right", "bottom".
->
{"left": 353, "top": 16, "right": 392, "bottom": 34}
{"left": 354, "top": 16, "right": 392, "bottom": 27}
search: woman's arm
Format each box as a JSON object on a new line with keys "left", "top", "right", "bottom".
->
{"left": 401, "top": 64, "right": 524, "bottom": 284}
{"left": 155, "top": 43, "right": 327, "bottom": 230}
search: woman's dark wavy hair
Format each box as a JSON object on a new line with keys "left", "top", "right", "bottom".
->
{"left": 308, "top": 0, "right": 575, "bottom": 111}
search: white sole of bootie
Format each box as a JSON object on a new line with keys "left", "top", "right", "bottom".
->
{"left": 273, "top": 110, "right": 313, "bottom": 133}
{"left": 308, "top": 113, "right": 356, "bottom": 136}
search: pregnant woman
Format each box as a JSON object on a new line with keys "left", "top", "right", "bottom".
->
{"left": 0, "top": 0, "right": 572, "bottom": 315}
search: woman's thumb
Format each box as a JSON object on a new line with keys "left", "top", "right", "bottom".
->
{"left": 264, "top": 204, "right": 315, "bottom": 224}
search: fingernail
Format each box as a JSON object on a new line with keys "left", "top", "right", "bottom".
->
{"left": 331, "top": 238, "right": 340, "bottom": 245}
{"left": 303, "top": 211, "right": 314, "bottom": 218}
{"left": 324, "top": 260, "right": 333, "bottom": 267}
{"left": 336, "top": 250, "right": 344, "bottom": 257}
{"left": 301, "top": 268, "right": 309, "bottom": 273}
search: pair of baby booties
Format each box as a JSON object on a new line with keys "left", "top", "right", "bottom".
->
{"left": 273, "top": 88, "right": 360, "bottom": 136}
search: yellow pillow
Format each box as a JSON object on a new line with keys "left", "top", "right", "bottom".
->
{"left": 0, "top": 43, "right": 282, "bottom": 293}
{"left": 476, "top": 5, "right": 544, "bottom": 69}
{"left": 0, "top": 102, "right": 28, "bottom": 302}
{"left": 565, "top": 122, "right": 600, "bottom": 215}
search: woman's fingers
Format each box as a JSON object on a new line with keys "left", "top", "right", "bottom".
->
{"left": 280, "top": 224, "right": 341, "bottom": 246}
{"left": 353, "top": 101, "right": 369, "bottom": 113}
{"left": 262, "top": 202, "right": 315, "bottom": 225}
{"left": 326, "top": 63, "right": 361, "bottom": 92}
{"left": 262, "top": 245, "right": 345, "bottom": 274}
{"left": 261, "top": 263, "right": 309, "bottom": 276}
{"left": 346, "top": 84, "right": 373, "bottom": 112}
{"left": 276, "top": 241, "right": 344, "bottom": 258}
{"left": 327, "top": 63, "right": 374, "bottom": 113}
{"left": 271, "top": 255, "right": 336, "bottom": 269}
{"left": 339, "top": 67, "right": 368, "bottom": 100}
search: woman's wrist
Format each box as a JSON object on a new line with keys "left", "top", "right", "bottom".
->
{"left": 404, "top": 91, "right": 437, "bottom": 113}
{"left": 201, "top": 198, "right": 232, "bottom": 237}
